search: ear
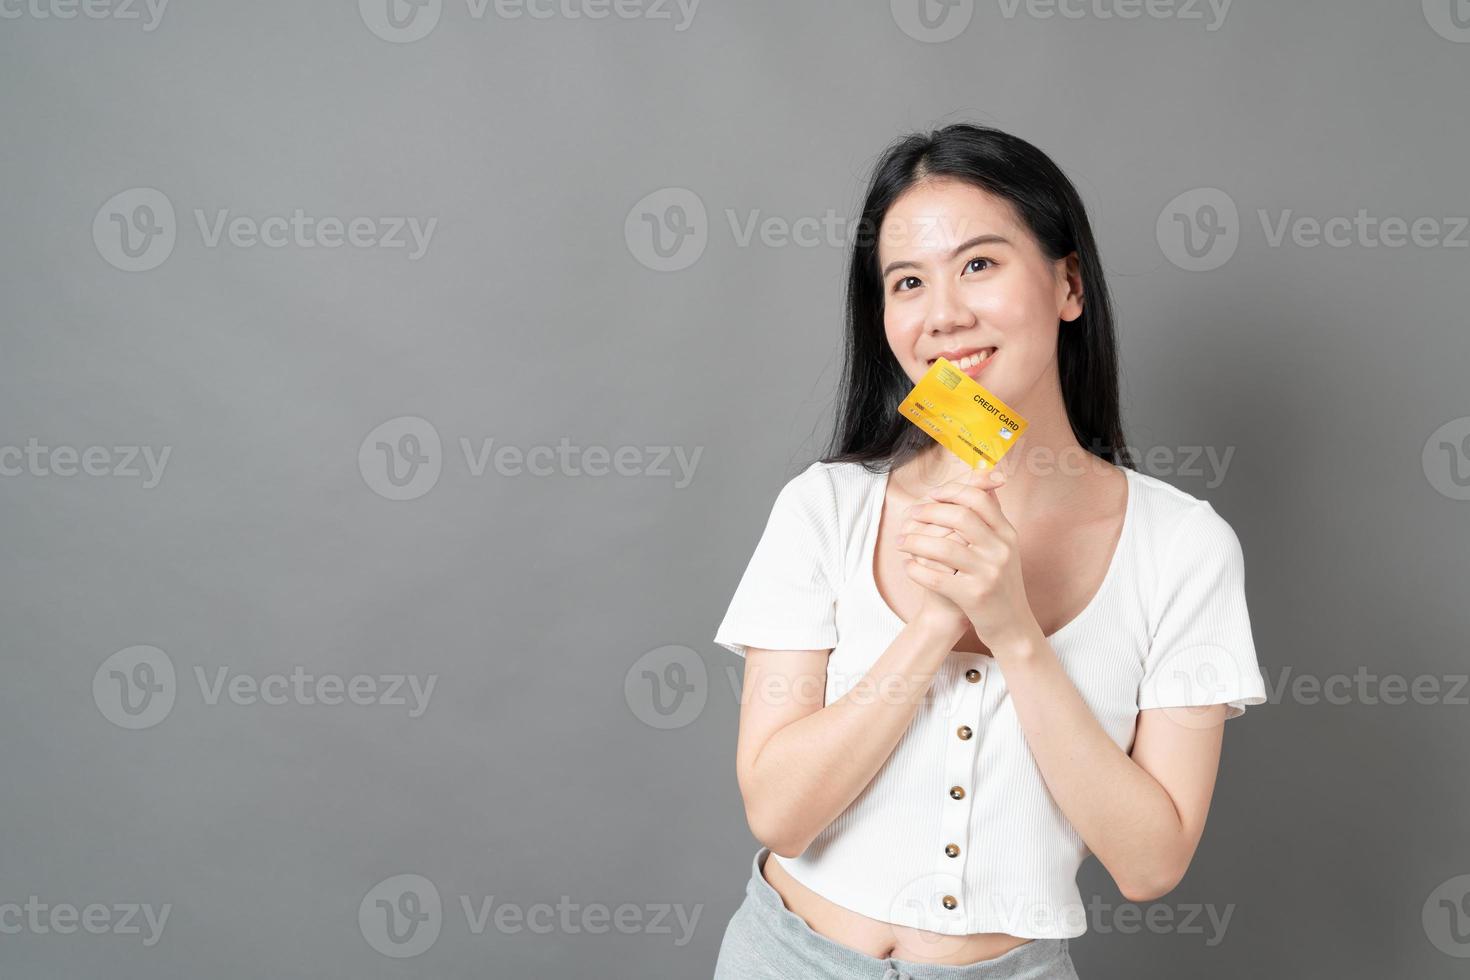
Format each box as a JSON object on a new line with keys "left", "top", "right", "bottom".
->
{"left": 1057, "top": 252, "right": 1084, "bottom": 323}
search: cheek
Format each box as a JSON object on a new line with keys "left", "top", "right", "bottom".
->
{"left": 971, "top": 275, "right": 1057, "bottom": 334}
{"left": 883, "top": 305, "right": 922, "bottom": 350}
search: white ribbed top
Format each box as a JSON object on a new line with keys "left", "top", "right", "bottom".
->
{"left": 713, "top": 460, "right": 1267, "bottom": 939}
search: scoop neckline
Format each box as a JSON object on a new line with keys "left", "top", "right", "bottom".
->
{"left": 862, "top": 464, "right": 1137, "bottom": 644}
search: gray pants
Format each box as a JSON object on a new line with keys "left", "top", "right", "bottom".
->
{"left": 713, "top": 848, "right": 1080, "bottom": 980}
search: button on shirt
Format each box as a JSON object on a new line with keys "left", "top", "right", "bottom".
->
{"left": 713, "top": 460, "right": 1267, "bottom": 939}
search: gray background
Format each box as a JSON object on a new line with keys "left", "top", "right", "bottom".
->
{"left": 2, "top": 1, "right": 1468, "bottom": 977}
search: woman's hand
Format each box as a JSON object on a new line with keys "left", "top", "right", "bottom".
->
{"left": 896, "top": 492, "right": 970, "bottom": 642}
{"left": 896, "top": 464, "right": 1039, "bottom": 650}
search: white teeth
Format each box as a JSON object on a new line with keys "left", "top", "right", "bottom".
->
{"left": 954, "top": 349, "right": 995, "bottom": 369}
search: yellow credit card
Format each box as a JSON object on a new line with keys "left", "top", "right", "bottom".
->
{"left": 897, "top": 357, "right": 1028, "bottom": 468}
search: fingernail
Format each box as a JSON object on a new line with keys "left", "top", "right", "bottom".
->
{"left": 992, "top": 471, "right": 1007, "bottom": 484}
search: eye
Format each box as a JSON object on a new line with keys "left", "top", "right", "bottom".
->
{"left": 893, "top": 275, "right": 922, "bottom": 293}
{"left": 965, "top": 256, "right": 995, "bottom": 274}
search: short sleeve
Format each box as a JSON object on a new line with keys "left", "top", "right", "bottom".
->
{"left": 1138, "top": 503, "right": 1267, "bottom": 720}
{"left": 712, "top": 464, "right": 841, "bottom": 658}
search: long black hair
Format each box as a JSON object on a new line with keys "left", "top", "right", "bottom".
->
{"left": 821, "top": 124, "right": 1133, "bottom": 473}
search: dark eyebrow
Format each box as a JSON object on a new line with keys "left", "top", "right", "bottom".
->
{"left": 881, "top": 234, "right": 1011, "bottom": 279}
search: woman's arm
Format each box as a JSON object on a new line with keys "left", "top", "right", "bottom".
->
{"left": 987, "top": 627, "right": 1226, "bottom": 902}
{"left": 735, "top": 615, "right": 962, "bottom": 859}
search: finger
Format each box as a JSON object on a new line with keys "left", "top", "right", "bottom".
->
{"left": 936, "top": 462, "right": 1006, "bottom": 504}
{"left": 905, "top": 501, "right": 991, "bottom": 544}
{"left": 901, "top": 519, "right": 960, "bottom": 572}
{"left": 900, "top": 515, "right": 955, "bottom": 536}
{"left": 896, "top": 531, "right": 973, "bottom": 570}
{"left": 904, "top": 555, "right": 961, "bottom": 592}
{"left": 929, "top": 476, "right": 1012, "bottom": 535}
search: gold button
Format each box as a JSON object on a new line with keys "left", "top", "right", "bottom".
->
{"left": 945, "top": 843, "right": 960, "bottom": 858}
{"left": 949, "top": 785, "right": 965, "bottom": 800}
{"left": 957, "top": 725, "right": 973, "bottom": 740}
{"left": 965, "top": 669, "right": 981, "bottom": 683}
{"left": 941, "top": 895, "right": 958, "bottom": 910}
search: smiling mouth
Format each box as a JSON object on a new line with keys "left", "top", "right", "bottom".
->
{"left": 928, "top": 348, "right": 997, "bottom": 370}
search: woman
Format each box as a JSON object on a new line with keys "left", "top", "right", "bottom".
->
{"left": 710, "top": 124, "right": 1267, "bottom": 979}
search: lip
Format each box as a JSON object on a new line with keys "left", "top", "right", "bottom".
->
{"left": 927, "top": 346, "right": 998, "bottom": 378}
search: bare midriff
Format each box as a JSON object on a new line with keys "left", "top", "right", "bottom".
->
{"left": 759, "top": 850, "right": 1033, "bottom": 965}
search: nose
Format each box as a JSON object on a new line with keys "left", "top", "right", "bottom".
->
{"left": 923, "top": 280, "right": 977, "bottom": 336}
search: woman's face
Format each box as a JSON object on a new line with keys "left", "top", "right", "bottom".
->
{"left": 877, "top": 178, "right": 1083, "bottom": 409}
